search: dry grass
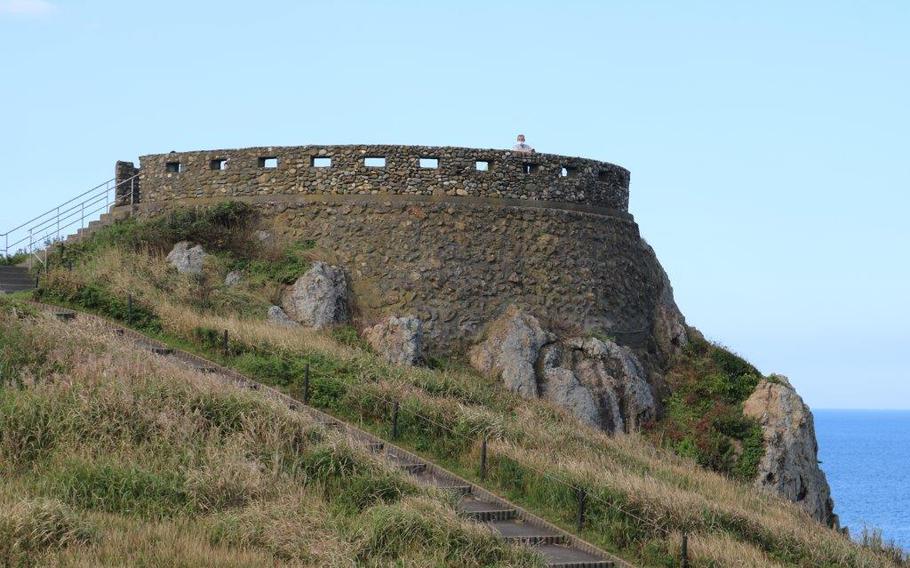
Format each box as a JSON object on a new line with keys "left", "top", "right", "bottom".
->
{"left": 0, "top": 305, "right": 543, "bottom": 567}
{"left": 29, "top": 246, "right": 907, "bottom": 567}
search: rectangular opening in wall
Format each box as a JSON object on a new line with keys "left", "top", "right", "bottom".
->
{"left": 419, "top": 157, "right": 439, "bottom": 169}
{"left": 364, "top": 157, "right": 386, "bottom": 168}
{"left": 560, "top": 166, "right": 577, "bottom": 178}
{"left": 597, "top": 170, "right": 612, "bottom": 182}
{"left": 210, "top": 158, "right": 227, "bottom": 171}
{"left": 523, "top": 163, "right": 539, "bottom": 175}
{"left": 475, "top": 160, "right": 491, "bottom": 172}
{"left": 165, "top": 161, "right": 181, "bottom": 173}
{"left": 311, "top": 156, "right": 332, "bottom": 168}
{"left": 258, "top": 157, "right": 278, "bottom": 168}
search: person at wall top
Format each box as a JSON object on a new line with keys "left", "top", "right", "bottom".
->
{"left": 512, "top": 134, "right": 535, "bottom": 153}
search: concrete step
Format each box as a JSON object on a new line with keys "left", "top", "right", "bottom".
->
{"left": 0, "top": 266, "right": 35, "bottom": 293}
{"left": 487, "top": 519, "right": 567, "bottom": 546}
{"left": 408, "top": 469, "right": 472, "bottom": 496}
{"left": 535, "top": 544, "right": 614, "bottom": 568}
{"left": 459, "top": 494, "right": 517, "bottom": 522}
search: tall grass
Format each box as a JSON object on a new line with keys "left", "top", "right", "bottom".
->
{"left": 0, "top": 301, "right": 541, "bottom": 567}
{"left": 25, "top": 215, "right": 909, "bottom": 567}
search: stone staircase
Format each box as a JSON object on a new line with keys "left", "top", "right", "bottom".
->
{"left": 64, "top": 209, "right": 129, "bottom": 245}
{"left": 0, "top": 266, "right": 34, "bottom": 294}
{"left": 40, "top": 305, "right": 627, "bottom": 568}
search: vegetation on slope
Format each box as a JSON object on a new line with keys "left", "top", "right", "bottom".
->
{"left": 647, "top": 338, "right": 766, "bottom": 481}
{"left": 0, "top": 297, "right": 542, "bottom": 567}
{"left": 24, "top": 203, "right": 907, "bottom": 567}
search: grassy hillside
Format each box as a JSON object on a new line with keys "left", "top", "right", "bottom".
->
{"left": 17, "top": 202, "right": 906, "bottom": 567}
{"left": 0, "top": 299, "right": 542, "bottom": 567}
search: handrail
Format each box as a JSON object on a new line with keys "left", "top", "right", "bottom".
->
{"left": 1, "top": 173, "right": 138, "bottom": 258}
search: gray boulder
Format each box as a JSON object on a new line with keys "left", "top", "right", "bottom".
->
{"left": 540, "top": 366, "right": 600, "bottom": 427}
{"left": 224, "top": 270, "right": 242, "bottom": 287}
{"left": 744, "top": 376, "right": 838, "bottom": 527}
{"left": 541, "top": 337, "right": 655, "bottom": 433}
{"left": 469, "top": 307, "right": 655, "bottom": 433}
{"left": 469, "top": 305, "right": 553, "bottom": 399}
{"left": 364, "top": 315, "right": 423, "bottom": 366}
{"left": 280, "top": 262, "right": 350, "bottom": 329}
{"left": 166, "top": 241, "right": 206, "bottom": 274}
{"left": 267, "top": 305, "right": 298, "bottom": 327}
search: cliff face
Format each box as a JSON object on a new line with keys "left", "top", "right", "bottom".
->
{"left": 744, "top": 376, "right": 838, "bottom": 527}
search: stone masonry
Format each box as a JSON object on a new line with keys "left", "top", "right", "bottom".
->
{"left": 124, "top": 145, "right": 630, "bottom": 210}
{"left": 115, "top": 145, "right": 667, "bottom": 357}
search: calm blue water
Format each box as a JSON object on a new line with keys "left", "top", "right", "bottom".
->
{"left": 814, "top": 409, "right": 910, "bottom": 552}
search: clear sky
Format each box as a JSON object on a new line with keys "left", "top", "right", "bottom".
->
{"left": 1, "top": 1, "right": 907, "bottom": 409}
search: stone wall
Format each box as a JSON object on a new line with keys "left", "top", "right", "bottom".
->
{"left": 115, "top": 161, "right": 140, "bottom": 206}
{"left": 136, "top": 145, "right": 630, "bottom": 210}
{"left": 127, "top": 194, "right": 668, "bottom": 355}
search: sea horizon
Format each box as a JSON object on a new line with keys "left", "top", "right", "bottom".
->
{"left": 814, "top": 408, "right": 910, "bottom": 553}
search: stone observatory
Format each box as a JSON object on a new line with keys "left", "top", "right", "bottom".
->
{"left": 114, "top": 144, "right": 681, "bottom": 360}
{"left": 110, "top": 143, "right": 834, "bottom": 525}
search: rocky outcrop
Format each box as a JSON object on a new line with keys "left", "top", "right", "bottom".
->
{"left": 470, "top": 306, "right": 655, "bottom": 434}
{"left": 644, "top": 242, "right": 688, "bottom": 360}
{"left": 744, "top": 376, "right": 837, "bottom": 527}
{"left": 540, "top": 337, "right": 656, "bottom": 433}
{"left": 364, "top": 315, "right": 423, "bottom": 366}
{"left": 267, "top": 305, "right": 298, "bottom": 327}
{"left": 166, "top": 241, "right": 206, "bottom": 274}
{"left": 224, "top": 270, "right": 242, "bottom": 287}
{"left": 280, "top": 262, "right": 350, "bottom": 329}
{"left": 469, "top": 305, "right": 553, "bottom": 399}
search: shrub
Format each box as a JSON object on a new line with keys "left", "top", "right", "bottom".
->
{"left": 0, "top": 252, "right": 29, "bottom": 266}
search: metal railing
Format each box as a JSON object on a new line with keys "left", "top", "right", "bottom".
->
{"left": 1, "top": 174, "right": 138, "bottom": 265}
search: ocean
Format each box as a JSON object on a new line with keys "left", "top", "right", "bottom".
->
{"left": 814, "top": 409, "right": 910, "bottom": 552}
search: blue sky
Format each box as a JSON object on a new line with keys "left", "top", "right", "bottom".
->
{"left": 1, "top": 1, "right": 907, "bottom": 409}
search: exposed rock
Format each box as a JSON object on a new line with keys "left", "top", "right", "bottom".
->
{"left": 647, "top": 243, "right": 688, "bottom": 360}
{"left": 280, "top": 262, "right": 350, "bottom": 329}
{"left": 540, "top": 366, "right": 600, "bottom": 427}
{"left": 541, "top": 337, "right": 656, "bottom": 433}
{"left": 364, "top": 315, "right": 423, "bottom": 366}
{"left": 743, "top": 376, "right": 837, "bottom": 527}
{"left": 469, "top": 305, "right": 553, "bottom": 399}
{"left": 255, "top": 230, "right": 273, "bottom": 243}
{"left": 224, "top": 270, "right": 242, "bottom": 287}
{"left": 469, "top": 307, "right": 655, "bottom": 433}
{"left": 267, "top": 305, "right": 298, "bottom": 327}
{"left": 166, "top": 241, "right": 206, "bottom": 274}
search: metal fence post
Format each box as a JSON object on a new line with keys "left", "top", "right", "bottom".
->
{"left": 222, "top": 330, "right": 229, "bottom": 356}
{"left": 127, "top": 293, "right": 133, "bottom": 325}
{"left": 576, "top": 487, "right": 587, "bottom": 532}
{"left": 681, "top": 532, "right": 689, "bottom": 568}
{"left": 391, "top": 400, "right": 400, "bottom": 439}
{"left": 480, "top": 435, "right": 488, "bottom": 481}
{"left": 302, "top": 363, "right": 310, "bottom": 404}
